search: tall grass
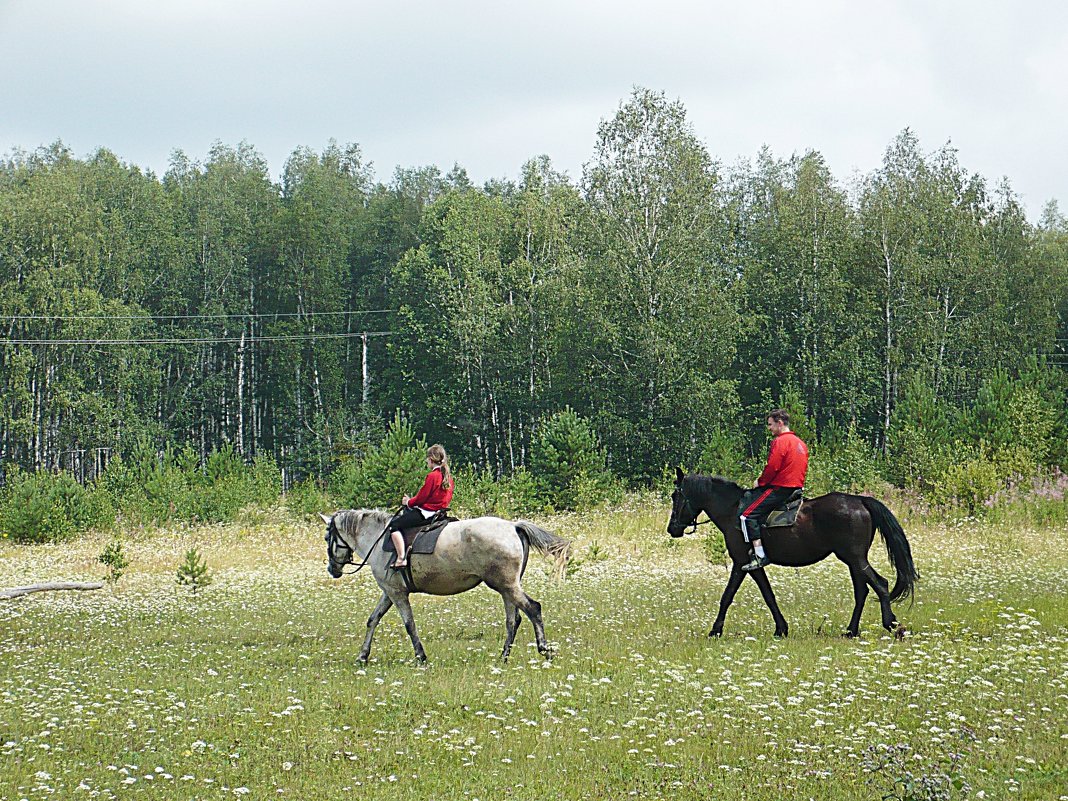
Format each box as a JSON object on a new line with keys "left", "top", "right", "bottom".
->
{"left": 0, "top": 503, "right": 1066, "bottom": 799}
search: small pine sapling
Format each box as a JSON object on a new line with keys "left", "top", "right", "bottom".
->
{"left": 176, "top": 548, "right": 212, "bottom": 594}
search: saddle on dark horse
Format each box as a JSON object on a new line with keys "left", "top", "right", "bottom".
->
{"left": 741, "top": 488, "right": 805, "bottom": 528}
{"left": 382, "top": 509, "right": 457, "bottom": 556}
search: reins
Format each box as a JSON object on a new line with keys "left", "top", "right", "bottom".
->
{"left": 677, "top": 484, "right": 714, "bottom": 535}
{"left": 329, "top": 521, "right": 388, "bottom": 576}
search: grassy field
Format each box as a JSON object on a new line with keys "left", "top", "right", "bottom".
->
{"left": 1, "top": 500, "right": 1066, "bottom": 800}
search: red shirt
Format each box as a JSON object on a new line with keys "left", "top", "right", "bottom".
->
{"left": 757, "top": 431, "right": 808, "bottom": 489}
{"left": 407, "top": 467, "right": 454, "bottom": 511}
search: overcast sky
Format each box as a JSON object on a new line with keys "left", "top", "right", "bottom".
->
{"left": 2, "top": 0, "right": 1065, "bottom": 221}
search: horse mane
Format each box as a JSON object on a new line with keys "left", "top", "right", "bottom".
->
{"left": 334, "top": 508, "right": 391, "bottom": 538}
{"left": 687, "top": 474, "right": 743, "bottom": 495}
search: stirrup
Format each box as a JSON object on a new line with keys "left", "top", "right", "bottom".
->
{"left": 740, "top": 552, "right": 770, "bottom": 572}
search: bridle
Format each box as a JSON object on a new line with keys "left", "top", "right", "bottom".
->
{"left": 325, "top": 517, "right": 386, "bottom": 576}
{"left": 673, "top": 483, "right": 713, "bottom": 536}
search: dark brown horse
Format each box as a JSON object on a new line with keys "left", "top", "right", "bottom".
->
{"left": 667, "top": 468, "right": 917, "bottom": 638}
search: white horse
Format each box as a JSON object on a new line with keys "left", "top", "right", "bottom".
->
{"left": 321, "top": 509, "right": 570, "bottom": 663}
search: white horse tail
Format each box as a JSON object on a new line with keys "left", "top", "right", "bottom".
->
{"left": 514, "top": 521, "right": 571, "bottom": 579}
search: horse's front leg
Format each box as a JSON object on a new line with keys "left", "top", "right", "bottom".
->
{"left": 358, "top": 592, "right": 394, "bottom": 663}
{"left": 710, "top": 564, "right": 746, "bottom": 637}
{"left": 748, "top": 568, "right": 789, "bottom": 638}
{"left": 391, "top": 592, "right": 428, "bottom": 663}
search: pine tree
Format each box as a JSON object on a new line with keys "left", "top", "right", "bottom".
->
{"left": 176, "top": 548, "right": 212, "bottom": 594}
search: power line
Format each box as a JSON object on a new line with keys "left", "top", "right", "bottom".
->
{"left": 0, "top": 331, "right": 395, "bottom": 346}
{"left": 1, "top": 309, "right": 394, "bottom": 321}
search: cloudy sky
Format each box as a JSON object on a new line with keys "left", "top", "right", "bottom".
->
{"left": 2, "top": 0, "right": 1065, "bottom": 220}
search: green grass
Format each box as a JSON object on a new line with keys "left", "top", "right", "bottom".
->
{"left": 1, "top": 501, "right": 1066, "bottom": 800}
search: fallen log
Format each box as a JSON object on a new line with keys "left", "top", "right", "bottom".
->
{"left": 1, "top": 581, "right": 104, "bottom": 600}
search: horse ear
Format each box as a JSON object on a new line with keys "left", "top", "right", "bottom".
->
{"left": 675, "top": 466, "right": 685, "bottom": 484}
{"left": 318, "top": 512, "right": 332, "bottom": 524}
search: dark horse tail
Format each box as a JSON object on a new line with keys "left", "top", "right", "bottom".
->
{"left": 859, "top": 497, "right": 918, "bottom": 603}
{"left": 514, "top": 521, "right": 571, "bottom": 579}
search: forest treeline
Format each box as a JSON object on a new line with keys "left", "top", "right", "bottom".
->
{"left": 2, "top": 88, "right": 1067, "bottom": 512}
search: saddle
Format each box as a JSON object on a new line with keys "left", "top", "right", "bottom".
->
{"left": 765, "top": 489, "right": 804, "bottom": 528}
{"left": 382, "top": 510, "right": 457, "bottom": 556}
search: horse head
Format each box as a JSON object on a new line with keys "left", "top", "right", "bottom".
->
{"left": 321, "top": 511, "right": 352, "bottom": 578}
{"left": 667, "top": 467, "right": 697, "bottom": 538}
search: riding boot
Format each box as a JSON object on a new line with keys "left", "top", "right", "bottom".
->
{"left": 740, "top": 520, "right": 769, "bottom": 572}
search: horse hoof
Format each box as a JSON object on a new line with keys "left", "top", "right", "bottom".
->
{"left": 842, "top": 630, "right": 859, "bottom": 639}
{"left": 708, "top": 627, "right": 723, "bottom": 638}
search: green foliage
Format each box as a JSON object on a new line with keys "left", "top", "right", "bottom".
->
{"left": 530, "top": 409, "right": 614, "bottom": 511}
{"left": 700, "top": 528, "right": 728, "bottom": 565}
{"left": 1, "top": 114, "right": 1067, "bottom": 502}
{"left": 861, "top": 735, "right": 974, "bottom": 801}
{"left": 98, "top": 444, "right": 281, "bottom": 525}
{"left": 285, "top": 478, "right": 333, "bottom": 520}
{"left": 0, "top": 468, "right": 113, "bottom": 544}
{"left": 175, "top": 548, "right": 212, "bottom": 595}
{"left": 330, "top": 412, "right": 428, "bottom": 509}
{"left": 450, "top": 466, "right": 542, "bottom": 518}
{"left": 97, "top": 540, "right": 129, "bottom": 585}
{"left": 963, "top": 367, "right": 1058, "bottom": 469}
{"left": 696, "top": 427, "right": 747, "bottom": 478}
{"left": 805, "top": 421, "right": 881, "bottom": 496}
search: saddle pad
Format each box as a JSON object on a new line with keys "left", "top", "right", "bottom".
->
{"left": 382, "top": 515, "right": 456, "bottom": 555}
{"left": 766, "top": 497, "right": 803, "bottom": 528}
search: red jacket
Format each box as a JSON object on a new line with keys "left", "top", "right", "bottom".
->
{"left": 757, "top": 431, "right": 808, "bottom": 489}
{"left": 407, "top": 467, "right": 454, "bottom": 511}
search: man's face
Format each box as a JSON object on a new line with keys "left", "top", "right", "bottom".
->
{"left": 767, "top": 417, "right": 786, "bottom": 436}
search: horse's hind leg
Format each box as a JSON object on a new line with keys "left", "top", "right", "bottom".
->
{"left": 497, "top": 584, "right": 551, "bottom": 659}
{"left": 845, "top": 564, "right": 869, "bottom": 638}
{"left": 391, "top": 592, "right": 428, "bottom": 663}
{"left": 358, "top": 592, "right": 394, "bottom": 663}
{"left": 519, "top": 592, "right": 551, "bottom": 658}
{"left": 861, "top": 564, "right": 897, "bottom": 632}
{"left": 499, "top": 597, "right": 522, "bottom": 661}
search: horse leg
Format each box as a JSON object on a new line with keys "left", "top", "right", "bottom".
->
{"left": 861, "top": 563, "right": 898, "bottom": 632}
{"left": 748, "top": 569, "right": 789, "bottom": 638}
{"left": 391, "top": 592, "right": 428, "bottom": 663}
{"left": 488, "top": 573, "right": 552, "bottom": 659}
{"left": 517, "top": 592, "right": 551, "bottom": 658}
{"left": 845, "top": 563, "right": 868, "bottom": 638}
{"left": 358, "top": 592, "right": 394, "bottom": 663}
{"left": 504, "top": 588, "right": 550, "bottom": 659}
{"left": 499, "top": 597, "right": 522, "bottom": 662}
{"left": 709, "top": 565, "right": 746, "bottom": 637}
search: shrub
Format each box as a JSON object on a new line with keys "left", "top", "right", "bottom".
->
{"left": 285, "top": 477, "right": 334, "bottom": 520}
{"left": 0, "top": 468, "right": 114, "bottom": 543}
{"left": 696, "top": 427, "right": 747, "bottom": 478}
{"left": 98, "top": 443, "right": 282, "bottom": 525}
{"left": 452, "top": 466, "right": 545, "bottom": 518}
{"left": 805, "top": 421, "right": 881, "bottom": 496}
{"left": 530, "top": 408, "right": 614, "bottom": 511}
{"left": 331, "top": 412, "right": 428, "bottom": 509}
{"left": 98, "top": 540, "right": 129, "bottom": 585}
{"left": 176, "top": 548, "right": 212, "bottom": 595}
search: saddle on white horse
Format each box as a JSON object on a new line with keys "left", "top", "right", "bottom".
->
{"left": 382, "top": 509, "right": 458, "bottom": 555}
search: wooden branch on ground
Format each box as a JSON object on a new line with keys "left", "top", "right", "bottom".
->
{"left": 1, "top": 582, "right": 105, "bottom": 600}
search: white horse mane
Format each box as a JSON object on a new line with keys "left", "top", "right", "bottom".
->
{"left": 334, "top": 508, "right": 391, "bottom": 537}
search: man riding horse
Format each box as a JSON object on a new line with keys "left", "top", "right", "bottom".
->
{"left": 739, "top": 408, "right": 809, "bottom": 572}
